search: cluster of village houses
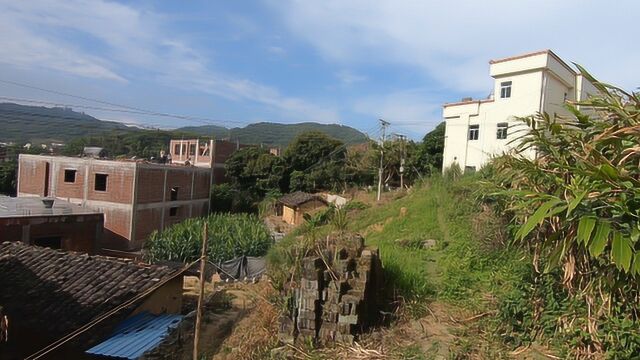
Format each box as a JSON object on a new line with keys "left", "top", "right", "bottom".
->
{"left": 0, "top": 50, "right": 597, "bottom": 359}
{"left": 0, "top": 137, "right": 339, "bottom": 358}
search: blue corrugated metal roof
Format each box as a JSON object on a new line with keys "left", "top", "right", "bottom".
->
{"left": 86, "top": 312, "right": 184, "bottom": 359}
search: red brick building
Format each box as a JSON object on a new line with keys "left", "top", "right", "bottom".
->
{"left": 0, "top": 196, "right": 103, "bottom": 254}
{"left": 17, "top": 154, "right": 211, "bottom": 251}
{"left": 169, "top": 139, "right": 250, "bottom": 184}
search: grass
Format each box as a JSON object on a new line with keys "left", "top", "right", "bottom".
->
{"left": 346, "top": 177, "right": 526, "bottom": 310}
{"left": 265, "top": 175, "right": 532, "bottom": 357}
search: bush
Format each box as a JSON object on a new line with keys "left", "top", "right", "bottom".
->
{"left": 484, "top": 68, "right": 640, "bottom": 356}
{"left": 210, "top": 183, "right": 234, "bottom": 213}
{"left": 145, "top": 213, "right": 272, "bottom": 263}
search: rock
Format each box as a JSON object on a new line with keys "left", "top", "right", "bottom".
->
{"left": 400, "top": 207, "right": 408, "bottom": 217}
{"left": 422, "top": 239, "right": 437, "bottom": 249}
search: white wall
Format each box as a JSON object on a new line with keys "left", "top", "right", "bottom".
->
{"left": 441, "top": 51, "right": 594, "bottom": 172}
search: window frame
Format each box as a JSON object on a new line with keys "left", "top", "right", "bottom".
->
{"left": 468, "top": 124, "right": 479, "bottom": 141}
{"left": 94, "top": 173, "right": 108, "bottom": 192}
{"left": 63, "top": 169, "right": 77, "bottom": 183}
{"left": 170, "top": 187, "right": 179, "bottom": 201}
{"left": 496, "top": 122, "right": 508, "bottom": 140}
{"left": 169, "top": 206, "right": 178, "bottom": 217}
{"left": 500, "top": 81, "right": 512, "bottom": 99}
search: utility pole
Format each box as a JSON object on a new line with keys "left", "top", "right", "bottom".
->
{"left": 395, "top": 134, "right": 407, "bottom": 190}
{"left": 193, "top": 223, "right": 209, "bottom": 360}
{"left": 377, "top": 119, "right": 390, "bottom": 202}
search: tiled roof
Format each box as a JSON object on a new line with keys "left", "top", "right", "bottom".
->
{"left": 279, "top": 191, "right": 324, "bottom": 207}
{"left": 0, "top": 242, "right": 178, "bottom": 335}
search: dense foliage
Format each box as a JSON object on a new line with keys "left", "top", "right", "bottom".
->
{"left": 225, "top": 147, "right": 286, "bottom": 196}
{"left": 61, "top": 130, "right": 197, "bottom": 158}
{"left": 145, "top": 213, "right": 272, "bottom": 263}
{"left": 180, "top": 122, "right": 368, "bottom": 147}
{"left": 0, "top": 160, "right": 17, "bottom": 196}
{"left": 485, "top": 68, "right": 640, "bottom": 356}
{"left": 413, "top": 122, "right": 445, "bottom": 176}
{"left": 283, "top": 131, "right": 346, "bottom": 192}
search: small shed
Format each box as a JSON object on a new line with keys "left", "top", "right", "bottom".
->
{"left": 278, "top": 191, "right": 328, "bottom": 225}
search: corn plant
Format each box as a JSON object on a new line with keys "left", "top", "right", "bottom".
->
{"left": 145, "top": 213, "right": 272, "bottom": 263}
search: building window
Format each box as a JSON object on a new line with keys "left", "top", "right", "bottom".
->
{"left": 173, "top": 144, "right": 180, "bottom": 155}
{"left": 170, "top": 187, "right": 179, "bottom": 201}
{"left": 189, "top": 144, "right": 196, "bottom": 156}
{"left": 468, "top": 125, "right": 479, "bottom": 140}
{"left": 169, "top": 206, "right": 178, "bottom": 216}
{"left": 500, "top": 81, "right": 512, "bottom": 98}
{"left": 94, "top": 173, "right": 108, "bottom": 191}
{"left": 33, "top": 236, "right": 62, "bottom": 249}
{"left": 64, "top": 169, "right": 76, "bottom": 183}
{"left": 496, "top": 122, "right": 508, "bottom": 139}
{"left": 465, "top": 166, "right": 477, "bottom": 173}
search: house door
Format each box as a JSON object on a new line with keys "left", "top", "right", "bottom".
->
{"left": 44, "top": 162, "right": 50, "bottom": 197}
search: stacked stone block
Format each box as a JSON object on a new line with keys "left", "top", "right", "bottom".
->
{"left": 278, "top": 236, "right": 384, "bottom": 345}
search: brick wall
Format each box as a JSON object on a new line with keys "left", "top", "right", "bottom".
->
{"left": 0, "top": 214, "right": 103, "bottom": 254}
{"left": 86, "top": 163, "right": 134, "bottom": 204}
{"left": 134, "top": 207, "right": 164, "bottom": 242}
{"left": 17, "top": 157, "right": 48, "bottom": 196}
{"left": 192, "top": 171, "right": 211, "bottom": 199}
{"left": 18, "top": 155, "right": 212, "bottom": 251}
{"left": 136, "top": 168, "right": 166, "bottom": 204}
{"left": 55, "top": 163, "right": 86, "bottom": 199}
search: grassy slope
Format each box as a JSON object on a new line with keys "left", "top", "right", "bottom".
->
{"left": 345, "top": 178, "right": 534, "bottom": 357}
{"left": 266, "top": 177, "right": 538, "bottom": 357}
{"left": 350, "top": 179, "right": 525, "bottom": 305}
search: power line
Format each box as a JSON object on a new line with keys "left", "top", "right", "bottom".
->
{"left": 0, "top": 79, "right": 255, "bottom": 127}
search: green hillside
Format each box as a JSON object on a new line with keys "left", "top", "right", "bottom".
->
{"left": 0, "top": 103, "right": 368, "bottom": 147}
{"left": 0, "top": 103, "right": 134, "bottom": 143}
{"left": 179, "top": 122, "right": 369, "bottom": 146}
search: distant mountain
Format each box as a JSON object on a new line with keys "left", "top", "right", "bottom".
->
{"left": 0, "top": 103, "right": 369, "bottom": 147}
{"left": 0, "top": 103, "right": 133, "bottom": 143}
{"left": 179, "top": 122, "right": 369, "bottom": 146}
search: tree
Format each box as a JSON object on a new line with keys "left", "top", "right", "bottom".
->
{"left": 225, "top": 146, "right": 286, "bottom": 197}
{"left": 413, "top": 122, "right": 445, "bottom": 176}
{"left": 283, "top": 131, "right": 346, "bottom": 192}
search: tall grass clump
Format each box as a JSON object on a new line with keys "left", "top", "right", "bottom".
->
{"left": 145, "top": 213, "right": 272, "bottom": 263}
{"left": 485, "top": 67, "right": 640, "bottom": 356}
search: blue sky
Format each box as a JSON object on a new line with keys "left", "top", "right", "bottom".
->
{"left": 0, "top": 0, "right": 638, "bottom": 140}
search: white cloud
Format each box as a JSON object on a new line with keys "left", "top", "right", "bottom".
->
{"left": 0, "top": 0, "right": 336, "bottom": 123}
{"left": 267, "top": 46, "right": 286, "bottom": 56}
{"left": 268, "top": 0, "right": 640, "bottom": 93}
{"left": 336, "top": 70, "right": 366, "bottom": 85}
{"left": 353, "top": 88, "right": 443, "bottom": 136}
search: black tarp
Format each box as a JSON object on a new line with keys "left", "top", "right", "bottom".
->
{"left": 214, "top": 256, "right": 266, "bottom": 281}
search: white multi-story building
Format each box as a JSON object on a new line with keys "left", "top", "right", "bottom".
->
{"left": 442, "top": 50, "right": 598, "bottom": 172}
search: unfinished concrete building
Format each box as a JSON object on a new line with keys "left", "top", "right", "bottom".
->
{"left": 169, "top": 139, "right": 250, "bottom": 184}
{"left": 17, "top": 154, "right": 211, "bottom": 251}
{"left": 0, "top": 196, "right": 103, "bottom": 254}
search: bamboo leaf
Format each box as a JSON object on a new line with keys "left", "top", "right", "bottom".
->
{"left": 589, "top": 222, "right": 611, "bottom": 257}
{"left": 516, "top": 198, "right": 561, "bottom": 240}
{"left": 544, "top": 240, "right": 566, "bottom": 274}
{"left": 631, "top": 254, "right": 640, "bottom": 276}
{"left": 566, "top": 190, "right": 587, "bottom": 217}
{"left": 611, "top": 232, "right": 633, "bottom": 272}
{"left": 577, "top": 217, "right": 596, "bottom": 245}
